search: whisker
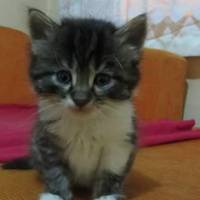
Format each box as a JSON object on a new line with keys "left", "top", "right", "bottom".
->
{"left": 38, "top": 102, "right": 62, "bottom": 114}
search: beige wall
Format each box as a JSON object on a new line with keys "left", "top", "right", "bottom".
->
{"left": 0, "top": 0, "right": 59, "bottom": 34}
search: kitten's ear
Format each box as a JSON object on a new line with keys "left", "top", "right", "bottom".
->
{"left": 28, "top": 8, "right": 58, "bottom": 40}
{"left": 115, "top": 14, "right": 147, "bottom": 53}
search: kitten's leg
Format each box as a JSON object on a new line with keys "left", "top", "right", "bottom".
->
{"left": 93, "top": 172, "right": 125, "bottom": 200}
{"left": 31, "top": 129, "right": 72, "bottom": 200}
{"left": 93, "top": 142, "right": 135, "bottom": 200}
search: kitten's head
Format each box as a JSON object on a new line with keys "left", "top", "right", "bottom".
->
{"left": 29, "top": 9, "right": 146, "bottom": 114}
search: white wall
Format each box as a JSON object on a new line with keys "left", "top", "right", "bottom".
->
{"left": 184, "top": 79, "right": 200, "bottom": 127}
{"left": 0, "top": 0, "right": 59, "bottom": 34}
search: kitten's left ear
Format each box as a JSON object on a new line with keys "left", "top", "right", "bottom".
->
{"left": 115, "top": 14, "right": 147, "bottom": 53}
{"left": 28, "top": 8, "right": 58, "bottom": 40}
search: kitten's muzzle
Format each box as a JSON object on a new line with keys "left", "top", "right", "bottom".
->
{"left": 71, "top": 90, "right": 92, "bottom": 108}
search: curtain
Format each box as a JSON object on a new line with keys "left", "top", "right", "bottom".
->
{"left": 59, "top": 0, "right": 200, "bottom": 56}
{"left": 146, "top": 0, "right": 200, "bottom": 56}
{"left": 59, "top": 0, "right": 146, "bottom": 26}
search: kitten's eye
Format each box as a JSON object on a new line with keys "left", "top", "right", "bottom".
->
{"left": 95, "top": 74, "right": 112, "bottom": 87}
{"left": 56, "top": 71, "right": 72, "bottom": 84}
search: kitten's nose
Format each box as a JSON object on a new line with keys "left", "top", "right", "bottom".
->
{"left": 71, "top": 90, "right": 92, "bottom": 108}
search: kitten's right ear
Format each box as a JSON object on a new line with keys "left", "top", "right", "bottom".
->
{"left": 28, "top": 8, "right": 58, "bottom": 40}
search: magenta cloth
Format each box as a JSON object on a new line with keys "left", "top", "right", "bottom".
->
{"left": 0, "top": 105, "right": 200, "bottom": 162}
{"left": 0, "top": 105, "right": 37, "bottom": 162}
{"left": 138, "top": 119, "right": 200, "bottom": 147}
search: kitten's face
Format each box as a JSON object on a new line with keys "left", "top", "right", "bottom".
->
{"left": 29, "top": 9, "right": 146, "bottom": 114}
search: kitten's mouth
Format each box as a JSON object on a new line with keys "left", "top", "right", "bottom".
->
{"left": 68, "top": 105, "right": 95, "bottom": 114}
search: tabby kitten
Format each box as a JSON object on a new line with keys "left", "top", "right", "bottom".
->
{"left": 4, "top": 9, "right": 146, "bottom": 200}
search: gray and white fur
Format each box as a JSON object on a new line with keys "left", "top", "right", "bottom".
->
{"left": 3, "top": 9, "right": 147, "bottom": 200}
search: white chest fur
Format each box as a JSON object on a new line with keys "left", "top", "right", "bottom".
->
{"left": 42, "top": 101, "right": 134, "bottom": 186}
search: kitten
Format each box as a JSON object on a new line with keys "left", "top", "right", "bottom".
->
{"left": 3, "top": 9, "right": 146, "bottom": 200}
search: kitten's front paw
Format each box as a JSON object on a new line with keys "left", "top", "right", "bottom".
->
{"left": 95, "top": 194, "right": 125, "bottom": 200}
{"left": 39, "top": 193, "right": 64, "bottom": 200}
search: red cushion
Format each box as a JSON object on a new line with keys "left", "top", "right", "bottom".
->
{"left": 0, "top": 105, "right": 36, "bottom": 162}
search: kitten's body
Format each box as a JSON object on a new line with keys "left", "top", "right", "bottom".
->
{"left": 38, "top": 99, "right": 134, "bottom": 187}
{"left": 3, "top": 9, "right": 146, "bottom": 200}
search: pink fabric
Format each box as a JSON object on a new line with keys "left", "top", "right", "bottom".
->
{"left": 138, "top": 120, "right": 200, "bottom": 147}
{"left": 0, "top": 105, "right": 37, "bottom": 162}
{"left": 0, "top": 106, "right": 200, "bottom": 162}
